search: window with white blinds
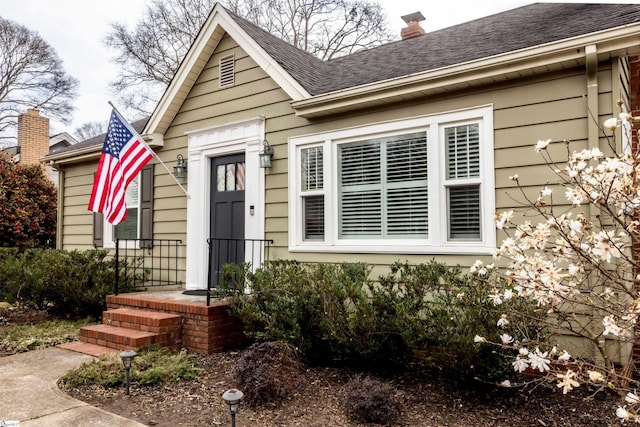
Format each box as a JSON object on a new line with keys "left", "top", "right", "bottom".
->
{"left": 338, "top": 133, "right": 428, "bottom": 238}
{"left": 445, "top": 124, "right": 481, "bottom": 240}
{"left": 114, "top": 175, "right": 139, "bottom": 240}
{"left": 289, "top": 106, "right": 494, "bottom": 254}
{"left": 301, "top": 146, "right": 324, "bottom": 240}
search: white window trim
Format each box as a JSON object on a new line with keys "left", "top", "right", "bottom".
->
{"left": 102, "top": 175, "right": 141, "bottom": 249}
{"left": 288, "top": 105, "right": 495, "bottom": 255}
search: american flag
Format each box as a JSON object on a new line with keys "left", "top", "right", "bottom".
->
{"left": 88, "top": 109, "right": 154, "bottom": 225}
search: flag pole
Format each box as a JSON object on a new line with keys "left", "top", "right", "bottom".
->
{"left": 108, "top": 102, "right": 190, "bottom": 199}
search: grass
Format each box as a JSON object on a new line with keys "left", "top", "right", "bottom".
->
{"left": 60, "top": 347, "right": 203, "bottom": 388}
{"left": 0, "top": 318, "right": 95, "bottom": 354}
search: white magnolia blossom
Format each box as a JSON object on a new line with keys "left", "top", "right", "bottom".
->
{"left": 499, "top": 380, "right": 512, "bottom": 388}
{"left": 557, "top": 369, "right": 580, "bottom": 394}
{"left": 473, "top": 335, "right": 486, "bottom": 343}
{"left": 512, "top": 356, "right": 529, "bottom": 373}
{"left": 626, "top": 392, "right": 640, "bottom": 405}
{"left": 602, "top": 316, "right": 621, "bottom": 337}
{"left": 557, "top": 350, "right": 571, "bottom": 362}
{"left": 588, "top": 370, "right": 605, "bottom": 383}
{"left": 604, "top": 117, "right": 618, "bottom": 130}
{"left": 500, "top": 333, "right": 513, "bottom": 345}
{"left": 541, "top": 186, "right": 552, "bottom": 197}
{"left": 535, "top": 138, "right": 551, "bottom": 152}
{"left": 617, "top": 406, "right": 631, "bottom": 421}
{"left": 528, "top": 347, "right": 551, "bottom": 372}
{"left": 497, "top": 314, "right": 509, "bottom": 328}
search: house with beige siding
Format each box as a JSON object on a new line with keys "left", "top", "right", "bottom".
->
{"left": 45, "top": 3, "right": 640, "bottom": 294}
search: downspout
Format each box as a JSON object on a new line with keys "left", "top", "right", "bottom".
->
{"left": 585, "top": 44, "right": 607, "bottom": 365}
{"left": 55, "top": 164, "right": 64, "bottom": 249}
{"left": 586, "top": 44, "right": 599, "bottom": 160}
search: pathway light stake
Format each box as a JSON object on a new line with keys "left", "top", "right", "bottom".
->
{"left": 120, "top": 350, "right": 137, "bottom": 396}
{"left": 222, "top": 388, "right": 244, "bottom": 427}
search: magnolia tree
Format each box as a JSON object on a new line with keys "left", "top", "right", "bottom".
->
{"left": 472, "top": 104, "right": 640, "bottom": 422}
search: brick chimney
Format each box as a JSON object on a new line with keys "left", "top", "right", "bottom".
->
{"left": 17, "top": 109, "right": 49, "bottom": 168}
{"left": 401, "top": 12, "right": 425, "bottom": 40}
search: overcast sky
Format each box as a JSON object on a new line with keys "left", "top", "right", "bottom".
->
{"left": 1, "top": 0, "right": 637, "bottom": 139}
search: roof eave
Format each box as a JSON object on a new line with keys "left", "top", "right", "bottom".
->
{"left": 292, "top": 24, "right": 640, "bottom": 118}
{"left": 43, "top": 145, "right": 102, "bottom": 165}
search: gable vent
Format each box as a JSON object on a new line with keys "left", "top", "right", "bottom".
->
{"left": 219, "top": 54, "right": 235, "bottom": 88}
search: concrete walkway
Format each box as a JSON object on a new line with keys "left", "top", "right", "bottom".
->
{"left": 0, "top": 347, "right": 145, "bottom": 426}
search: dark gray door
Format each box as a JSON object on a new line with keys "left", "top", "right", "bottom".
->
{"left": 210, "top": 154, "right": 245, "bottom": 287}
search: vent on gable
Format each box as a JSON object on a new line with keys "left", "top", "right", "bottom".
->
{"left": 219, "top": 54, "right": 235, "bottom": 88}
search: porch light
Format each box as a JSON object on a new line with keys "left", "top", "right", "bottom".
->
{"left": 222, "top": 388, "right": 244, "bottom": 427}
{"left": 120, "top": 350, "right": 137, "bottom": 395}
{"left": 173, "top": 154, "right": 187, "bottom": 179}
{"left": 259, "top": 140, "right": 274, "bottom": 168}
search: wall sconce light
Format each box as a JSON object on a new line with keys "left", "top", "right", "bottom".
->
{"left": 120, "top": 350, "right": 137, "bottom": 396}
{"left": 259, "top": 140, "right": 274, "bottom": 168}
{"left": 173, "top": 154, "right": 187, "bottom": 179}
{"left": 222, "top": 388, "right": 244, "bottom": 427}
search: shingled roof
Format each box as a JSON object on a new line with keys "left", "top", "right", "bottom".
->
{"left": 49, "top": 117, "right": 149, "bottom": 156}
{"left": 231, "top": 3, "right": 640, "bottom": 95}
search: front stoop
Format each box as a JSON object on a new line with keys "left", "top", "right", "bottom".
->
{"left": 73, "top": 307, "right": 183, "bottom": 356}
{"left": 105, "top": 293, "right": 245, "bottom": 354}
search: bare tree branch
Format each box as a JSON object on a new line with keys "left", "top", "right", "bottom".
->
{"left": 0, "top": 16, "right": 78, "bottom": 143}
{"left": 105, "top": 0, "right": 394, "bottom": 114}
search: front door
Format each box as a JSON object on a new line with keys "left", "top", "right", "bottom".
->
{"left": 210, "top": 154, "right": 245, "bottom": 287}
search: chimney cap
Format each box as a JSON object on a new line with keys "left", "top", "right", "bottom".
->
{"left": 401, "top": 11, "right": 425, "bottom": 24}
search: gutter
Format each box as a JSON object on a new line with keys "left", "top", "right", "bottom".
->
{"left": 292, "top": 23, "right": 640, "bottom": 118}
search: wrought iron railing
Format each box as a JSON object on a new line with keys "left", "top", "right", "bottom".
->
{"left": 206, "top": 237, "right": 274, "bottom": 305}
{"left": 114, "top": 239, "right": 183, "bottom": 295}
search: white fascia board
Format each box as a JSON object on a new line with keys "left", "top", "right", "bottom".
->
{"left": 292, "top": 23, "right": 640, "bottom": 118}
{"left": 144, "top": 4, "right": 310, "bottom": 136}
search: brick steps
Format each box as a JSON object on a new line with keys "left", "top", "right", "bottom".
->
{"left": 76, "top": 307, "right": 184, "bottom": 353}
{"left": 69, "top": 292, "right": 245, "bottom": 355}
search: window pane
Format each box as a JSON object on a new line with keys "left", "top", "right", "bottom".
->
{"left": 226, "top": 164, "right": 236, "bottom": 191}
{"left": 217, "top": 165, "right": 225, "bottom": 191}
{"left": 388, "top": 186, "right": 428, "bottom": 236}
{"left": 302, "top": 147, "right": 323, "bottom": 191}
{"left": 340, "top": 190, "right": 382, "bottom": 237}
{"left": 303, "top": 195, "right": 324, "bottom": 240}
{"left": 115, "top": 208, "right": 138, "bottom": 239}
{"left": 340, "top": 142, "right": 380, "bottom": 186}
{"left": 114, "top": 176, "right": 139, "bottom": 240}
{"left": 448, "top": 185, "right": 481, "bottom": 240}
{"left": 387, "top": 133, "right": 428, "bottom": 182}
{"left": 236, "top": 162, "right": 246, "bottom": 190}
{"left": 446, "top": 124, "right": 480, "bottom": 179}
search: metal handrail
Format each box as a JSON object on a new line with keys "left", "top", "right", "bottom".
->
{"left": 114, "top": 239, "right": 183, "bottom": 295}
{"left": 206, "top": 237, "right": 273, "bottom": 305}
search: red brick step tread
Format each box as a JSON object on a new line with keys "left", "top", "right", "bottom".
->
{"left": 80, "top": 324, "right": 159, "bottom": 350}
{"left": 58, "top": 341, "right": 119, "bottom": 357}
{"left": 103, "top": 308, "right": 182, "bottom": 329}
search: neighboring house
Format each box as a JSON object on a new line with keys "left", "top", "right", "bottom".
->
{"left": 2, "top": 109, "right": 79, "bottom": 185}
{"left": 44, "top": 3, "right": 640, "bottom": 296}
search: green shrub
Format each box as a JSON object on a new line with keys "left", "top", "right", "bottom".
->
{"left": 379, "top": 261, "right": 546, "bottom": 382}
{"left": 0, "top": 248, "right": 138, "bottom": 319}
{"left": 229, "top": 259, "right": 546, "bottom": 381}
